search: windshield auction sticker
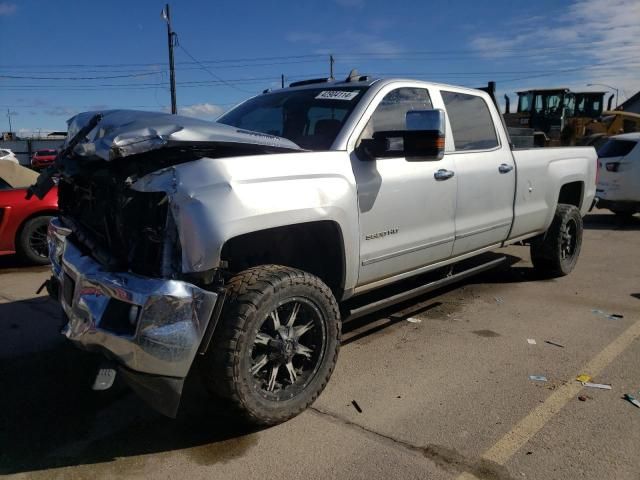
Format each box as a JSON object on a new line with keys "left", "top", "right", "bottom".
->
{"left": 315, "top": 90, "right": 360, "bottom": 101}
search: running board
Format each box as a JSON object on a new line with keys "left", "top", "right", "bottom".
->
{"left": 345, "top": 256, "right": 507, "bottom": 321}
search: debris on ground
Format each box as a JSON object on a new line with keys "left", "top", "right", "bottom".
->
{"left": 494, "top": 296, "right": 504, "bottom": 304}
{"left": 544, "top": 340, "right": 565, "bottom": 348}
{"left": 529, "top": 375, "right": 548, "bottom": 382}
{"left": 406, "top": 317, "right": 422, "bottom": 323}
{"left": 578, "top": 395, "right": 587, "bottom": 401}
{"left": 576, "top": 374, "right": 611, "bottom": 389}
{"left": 591, "top": 309, "right": 624, "bottom": 321}
{"left": 583, "top": 382, "right": 612, "bottom": 390}
{"left": 527, "top": 338, "right": 537, "bottom": 345}
{"left": 623, "top": 394, "right": 640, "bottom": 409}
{"left": 351, "top": 400, "right": 363, "bottom": 413}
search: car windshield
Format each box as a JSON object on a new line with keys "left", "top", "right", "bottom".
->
{"left": 597, "top": 139, "right": 637, "bottom": 158}
{"left": 217, "top": 86, "right": 367, "bottom": 150}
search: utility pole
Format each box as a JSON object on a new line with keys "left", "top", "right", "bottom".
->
{"left": 329, "top": 54, "right": 335, "bottom": 80}
{"left": 6, "top": 109, "right": 13, "bottom": 133}
{"left": 162, "top": 4, "right": 178, "bottom": 114}
{"left": 281, "top": 74, "right": 285, "bottom": 88}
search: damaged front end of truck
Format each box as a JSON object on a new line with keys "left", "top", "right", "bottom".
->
{"left": 33, "top": 109, "right": 303, "bottom": 416}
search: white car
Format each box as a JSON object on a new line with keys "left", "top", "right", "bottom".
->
{"left": 0, "top": 148, "right": 19, "bottom": 164}
{"left": 596, "top": 132, "right": 640, "bottom": 216}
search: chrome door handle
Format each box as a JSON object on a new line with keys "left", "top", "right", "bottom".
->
{"left": 498, "top": 163, "right": 514, "bottom": 174}
{"left": 434, "top": 169, "right": 455, "bottom": 181}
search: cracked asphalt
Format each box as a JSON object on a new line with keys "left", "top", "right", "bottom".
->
{"left": 1, "top": 209, "right": 639, "bottom": 480}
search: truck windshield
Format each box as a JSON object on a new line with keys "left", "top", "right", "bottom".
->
{"left": 217, "top": 87, "right": 367, "bottom": 150}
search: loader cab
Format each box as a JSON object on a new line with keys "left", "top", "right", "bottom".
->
{"left": 515, "top": 88, "right": 574, "bottom": 133}
{"left": 573, "top": 92, "right": 605, "bottom": 119}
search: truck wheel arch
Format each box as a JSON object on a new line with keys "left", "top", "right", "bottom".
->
{"left": 557, "top": 181, "right": 584, "bottom": 210}
{"left": 220, "top": 221, "right": 346, "bottom": 297}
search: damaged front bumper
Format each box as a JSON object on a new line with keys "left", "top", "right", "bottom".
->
{"left": 48, "top": 217, "right": 219, "bottom": 416}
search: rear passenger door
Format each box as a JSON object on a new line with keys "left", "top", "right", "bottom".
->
{"left": 440, "top": 90, "right": 516, "bottom": 256}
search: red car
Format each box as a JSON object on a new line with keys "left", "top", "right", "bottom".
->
{"left": 31, "top": 149, "right": 58, "bottom": 169}
{"left": 0, "top": 161, "right": 58, "bottom": 264}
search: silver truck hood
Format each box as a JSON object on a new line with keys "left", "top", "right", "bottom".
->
{"left": 66, "top": 109, "right": 303, "bottom": 161}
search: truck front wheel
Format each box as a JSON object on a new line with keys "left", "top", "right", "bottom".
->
{"left": 530, "top": 204, "right": 583, "bottom": 277}
{"left": 200, "top": 265, "right": 341, "bottom": 426}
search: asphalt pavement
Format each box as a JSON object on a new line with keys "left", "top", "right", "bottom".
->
{"left": 1, "top": 209, "right": 639, "bottom": 480}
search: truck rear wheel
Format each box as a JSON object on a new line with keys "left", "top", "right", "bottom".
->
{"left": 200, "top": 265, "right": 341, "bottom": 426}
{"left": 530, "top": 204, "right": 582, "bottom": 277}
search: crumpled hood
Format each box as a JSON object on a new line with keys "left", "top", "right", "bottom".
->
{"left": 65, "top": 109, "right": 303, "bottom": 161}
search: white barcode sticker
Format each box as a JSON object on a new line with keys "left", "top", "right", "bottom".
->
{"left": 315, "top": 90, "right": 360, "bottom": 101}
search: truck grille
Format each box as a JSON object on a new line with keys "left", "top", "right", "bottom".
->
{"left": 58, "top": 177, "right": 172, "bottom": 277}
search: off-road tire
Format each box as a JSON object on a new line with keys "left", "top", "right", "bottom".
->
{"left": 200, "top": 265, "right": 341, "bottom": 426}
{"left": 16, "top": 215, "right": 53, "bottom": 265}
{"left": 530, "top": 204, "right": 582, "bottom": 277}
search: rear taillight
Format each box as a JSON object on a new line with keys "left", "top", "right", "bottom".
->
{"left": 605, "top": 162, "right": 620, "bottom": 172}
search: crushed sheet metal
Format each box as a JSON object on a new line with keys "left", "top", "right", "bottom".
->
{"left": 50, "top": 218, "right": 218, "bottom": 378}
{"left": 65, "top": 109, "right": 303, "bottom": 161}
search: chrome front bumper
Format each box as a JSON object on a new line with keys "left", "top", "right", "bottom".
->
{"left": 48, "top": 218, "right": 218, "bottom": 379}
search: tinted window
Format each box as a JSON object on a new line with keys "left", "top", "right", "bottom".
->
{"left": 442, "top": 91, "right": 499, "bottom": 151}
{"left": 218, "top": 87, "right": 366, "bottom": 151}
{"left": 362, "top": 88, "right": 432, "bottom": 136}
{"left": 0, "top": 178, "right": 11, "bottom": 190}
{"left": 597, "top": 139, "right": 637, "bottom": 158}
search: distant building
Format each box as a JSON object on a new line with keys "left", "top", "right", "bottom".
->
{"left": 617, "top": 91, "right": 640, "bottom": 114}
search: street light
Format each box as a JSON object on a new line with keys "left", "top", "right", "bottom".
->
{"left": 587, "top": 83, "right": 618, "bottom": 109}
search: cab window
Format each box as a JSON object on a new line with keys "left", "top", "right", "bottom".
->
{"left": 441, "top": 91, "right": 499, "bottom": 151}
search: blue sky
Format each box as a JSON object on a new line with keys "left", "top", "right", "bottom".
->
{"left": 1, "top": 0, "right": 639, "bottom": 136}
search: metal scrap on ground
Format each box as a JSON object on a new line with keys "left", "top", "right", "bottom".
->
{"left": 544, "top": 340, "right": 565, "bottom": 348}
{"left": 623, "top": 394, "right": 640, "bottom": 409}
{"left": 529, "top": 375, "right": 548, "bottom": 382}
{"left": 591, "top": 309, "right": 624, "bottom": 321}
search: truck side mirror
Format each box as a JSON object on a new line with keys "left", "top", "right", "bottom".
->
{"left": 403, "top": 109, "right": 446, "bottom": 161}
{"left": 357, "top": 109, "right": 446, "bottom": 161}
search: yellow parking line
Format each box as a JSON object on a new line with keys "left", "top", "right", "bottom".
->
{"left": 456, "top": 318, "right": 640, "bottom": 479}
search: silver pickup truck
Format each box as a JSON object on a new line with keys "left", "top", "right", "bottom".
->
{"left": 38, "top": 73, "right": 596, "bottom": 425}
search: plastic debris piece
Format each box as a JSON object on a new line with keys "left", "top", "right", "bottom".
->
{"left": 527, "top": 338, "right": 537, "bottom": 345}
{"left": 406, "top": 317, "right": 422, "bottom": 323}
{"left": 544, "top": 340, "right": 565, "bottom": 348}
{"left": 578, "top": 395, "right": 587, "bottom": 401}
{"left": 623, "top": 394, "right": 640, "bottom": 409}
{"left": 529, "top": 375, "right": 548, "bottom": 382}
{"left": 583, "top": 382, "right": 612, "bottom": 390}
{"left": 592, "top": 309, "right": 624, "bottom": 321}
{"left": 576, "top": 374, "right": 592, "bottom": 383}
{"left": 494, "top": 296, "right": 504, "bottom": 304}
{"left": 351, "top": 400, "right": 363, "bottom": 413}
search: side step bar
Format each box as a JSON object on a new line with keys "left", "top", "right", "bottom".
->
{"left": 345, "top": 256, "right": 507, "bottom": 321}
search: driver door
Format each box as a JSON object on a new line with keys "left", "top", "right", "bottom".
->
{"left": 351, "top": 86, "right": 457, "bottom": 287}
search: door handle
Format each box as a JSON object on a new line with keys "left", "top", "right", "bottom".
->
{"left": 498, "top": 163, "right": 514, "bottom": 174}
{"left": 434, "top": 169, "right": 455, "bottom": 181}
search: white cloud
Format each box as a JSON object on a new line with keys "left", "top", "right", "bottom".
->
{"left": 179, "top": 103, "right": 225, "bottom": 119}
{"left": 0, "top": 2, "right": 16, "bottom": 15}
{"left": 470, "top": 0, "right": 640, "bottom": 102}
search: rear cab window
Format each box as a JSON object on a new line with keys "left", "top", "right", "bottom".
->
{"left": 441, "top": 91, "right": 499, "bottom": 151}
{"left": 597, "top": 139, "right": 637, "bottom": 158}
